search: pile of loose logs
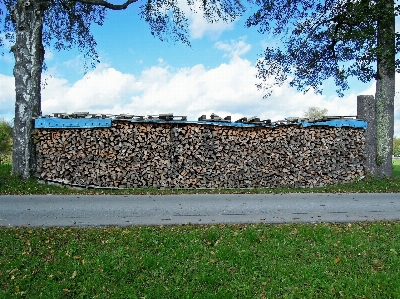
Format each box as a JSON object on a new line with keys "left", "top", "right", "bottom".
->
{"left": 34, "top": 121, "right": 365, "bottom": 189}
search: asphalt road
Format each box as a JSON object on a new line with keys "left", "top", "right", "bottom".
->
{"left": 0, "top": 193, "right": 400, "bottom": 227}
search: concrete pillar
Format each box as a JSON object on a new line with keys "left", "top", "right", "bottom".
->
{"left": 357, "top": 95, "right": 377, "bottom": 176}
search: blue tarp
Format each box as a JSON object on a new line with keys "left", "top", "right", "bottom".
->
{"left": 35, "top": 117, "right": 367, "bottom": 129}
{"left": 299, "top": 119, "right": 367, "bottom": 129}
{"left": 35, "top": 118, "right": 112, "bottom": 128}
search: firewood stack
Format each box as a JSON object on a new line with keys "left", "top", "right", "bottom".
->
{"left": 34, "top": 120, "right": 365, "bottom": 189}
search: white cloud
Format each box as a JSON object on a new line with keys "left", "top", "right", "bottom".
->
{"left": 189, "top": 13, "right": 234, "bottom": 40}
{"left": 215, "top": 37, "right": 251, "bottom": 59}
{"left": 38, "top": 49, "right": 360, "bottom": 124}
{"left": 178, "top": 0, "right": 236, "bottom": 39}
{"left": 41, "top": 63, "right": 138, "bottom": 113}
{"left": 0, "top": 74, "right": 15, "bottom": 118}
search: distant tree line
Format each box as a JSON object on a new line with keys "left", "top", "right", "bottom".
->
{"left": 394, "top": 136, "right": 400, "bottom": 156}
{"left": 0, "top": 120, "right": 13, "bottom": 164}
{"left": 303, "top": 107, "right": 328, "bottom": 120}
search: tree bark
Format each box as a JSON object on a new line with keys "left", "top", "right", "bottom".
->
{"left": 375, "top": 0, "right": 395, "bottom": 177}
{"left": 11, "top": 0, "right": 48, "bottom": 178}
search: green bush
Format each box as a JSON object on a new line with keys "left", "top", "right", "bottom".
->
{"left": 0, "top": 119, "right": 13, "bottom": 164}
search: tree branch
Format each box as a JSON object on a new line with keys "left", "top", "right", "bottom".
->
{"left": 77, "top": 0, "right": 139, "bottom": 10}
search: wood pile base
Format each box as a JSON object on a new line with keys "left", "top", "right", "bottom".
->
{"left": 34, "top": 121, "right": 365, "bottom": 189}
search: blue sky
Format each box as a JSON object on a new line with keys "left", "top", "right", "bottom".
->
{"left": 1, "top": 1, "right": 399, "bottom": 136}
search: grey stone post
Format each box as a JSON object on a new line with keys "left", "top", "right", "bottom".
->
{"left": 357, "top": 95, "right": 377, "bottom": 176}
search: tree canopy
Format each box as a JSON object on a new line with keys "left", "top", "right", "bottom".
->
{"left": 246, "top": 0, "right": 399, "bottom": 97}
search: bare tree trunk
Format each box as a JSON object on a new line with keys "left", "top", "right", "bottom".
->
{"left": 11, "top": 0, "right": 48, "bottom": 178}
{"left": 375, "top": 0, "right": 395, "bottom": 177}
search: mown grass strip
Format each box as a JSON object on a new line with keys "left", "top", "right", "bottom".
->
{"left": 1, "top": 222, "right": 400, "bottom": 298}
{"left": 393, "top": 159, "right": 400, "bottom": 176}
{"left": 1, "top": 163, "right": 400, "bottom": 195}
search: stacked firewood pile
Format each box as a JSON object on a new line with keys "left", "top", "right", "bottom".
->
{"left": 35, "top": 121, "right": 365, "bottom": 189}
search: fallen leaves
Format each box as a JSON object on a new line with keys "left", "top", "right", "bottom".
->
{"left": 71, "top": 270, "right": 77, "bottom": 279}
{"left": 9, "top": 268, "right": 19, "bottom": 276}
{"left": 72, "top": 255, "right": 85, "bottom": 265}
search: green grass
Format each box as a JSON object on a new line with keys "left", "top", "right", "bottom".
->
{"left": 1, "top": 162, "right": 400, "bottom": 195}
{"left": 1, "top": 223, "right": 400, "bottom": 298}
{"left": 392, "top": 158, "right": 400, "bottom": 176}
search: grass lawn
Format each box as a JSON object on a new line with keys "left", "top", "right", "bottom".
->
{"left": 1, "top": 223, "right": 400, "bottom": 298}
{"left": 392, "top": 158, "right": 400, "bottom": 176}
